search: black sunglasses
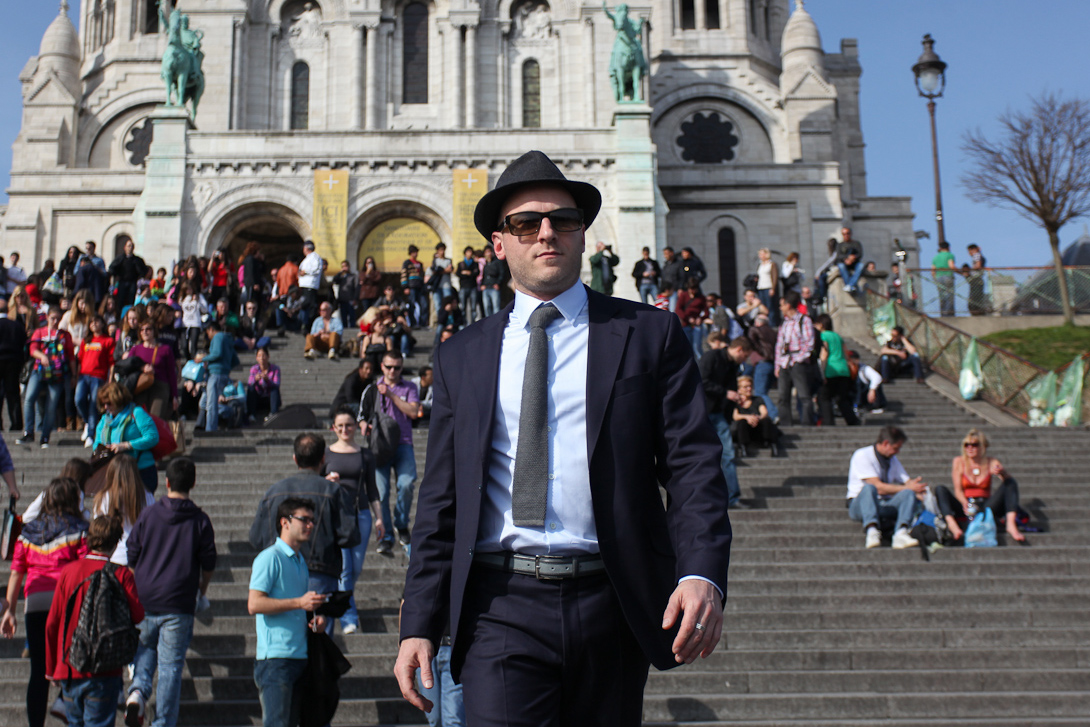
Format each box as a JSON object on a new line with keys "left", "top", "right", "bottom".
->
{"left": 499, "top": 208, "right": 583, "bottom": 237}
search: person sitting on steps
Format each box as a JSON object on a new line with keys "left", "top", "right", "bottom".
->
{"left": 846, "top": 426, "right": 927, "bottom": 550}
{"left": 934, "top": 429, "right": 1026, "bottom": 544}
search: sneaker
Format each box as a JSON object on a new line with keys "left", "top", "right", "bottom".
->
{"left": 81, "top": 424, "right": 89, "bottom": 442}
{"left": 376, "top": 540, "right": 393, "bottom": 555}
{"left": 892, "top": 528, "right": 919, "bottom": 550}
{"left": 397, "top": 530, "right": 411, "bottom": 546}
{"left": 49, "top": 696, "right": 67, "bottom": 722}
{"left": 84, "top": 438, "right": 93, "bottom": 448}
{"left": 124, "top": 690, "right": 145, "bottom": 727}
{"left": 304, "top": 349, "right": 316, "bottom": 360}
{"left": 869, "top": 408, "right": 884, "bottom": 414}
{"left": 328, "top": 348, "right": 338, "bottom": 361}
{"left": 342, "top": 623, "right": 359, "bottom": 635}
{"left": 15, "top": 434, "right": 31, "bottom": 445}
{"left": 865, "top": 527, "right": 881, "bottom": 549}
{"left": 40, "top": 440, "right": 49, "bottom": 450}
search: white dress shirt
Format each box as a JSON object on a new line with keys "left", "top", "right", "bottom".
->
{"left": 477, "top": 282, "right": 597, "bottom": 555}
{"left": 298, "top": 252, "right": 323, "bottom": 291}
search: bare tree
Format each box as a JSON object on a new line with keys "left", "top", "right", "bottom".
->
{"left": 962, "top": 92, "right": 1090, "bottom": 325}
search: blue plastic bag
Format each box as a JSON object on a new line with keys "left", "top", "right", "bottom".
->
{"left": 181, "top": 360, "right": 207, "bottom": 383}
{"left": 964, "top": 508, "right": 997, "bottom": 548}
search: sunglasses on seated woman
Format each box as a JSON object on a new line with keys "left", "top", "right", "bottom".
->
{"left": 499, "top": 208, "right": 584, "bottom": 237}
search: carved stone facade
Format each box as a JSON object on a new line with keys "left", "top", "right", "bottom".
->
{"left": 2, "top": 0, "right": 914, "bottom": 304}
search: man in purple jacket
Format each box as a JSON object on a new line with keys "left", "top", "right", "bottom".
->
{"left": 125, "top": 457, "right": 217, "bottom": 727}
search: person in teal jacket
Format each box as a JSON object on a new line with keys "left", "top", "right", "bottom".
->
{"left": 197, "top": 319, "right": 239, "bottom": 432}
{"left": 94, "top": 381, "right": 160, "bottom": 493}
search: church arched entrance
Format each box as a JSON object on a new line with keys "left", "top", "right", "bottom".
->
{"left": 209, "top": 203, "right": 308, "bottom": 274}
{"left": 359, "top": 217, "right": 441, "bottom": 274}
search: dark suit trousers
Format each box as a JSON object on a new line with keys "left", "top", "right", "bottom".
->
{"left": 458, "top": 565, "right": 650, "bottom": 727}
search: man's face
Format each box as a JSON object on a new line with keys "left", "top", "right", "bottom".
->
{"left": 358, "top": 361, "right": 373, "bottom": 380}
{"left": 384, "top": 286, "right": 395, "bottom": 298}
{"left": 841, "top": 227, "right": 851, "bottom": 241}
{"left": 681, "top": 249, "right": 692, "bottom": 260}
{"left": 341, "top": 262, "right": 349, "bottom": 273}
{"left": 642, "top": 249, "right": 650, "bottom": 259}
{"left": 778, "top": 299, "right": 792, "bottom": 318}
{"left": 9, "top": 253, "right": 18, "bottom": 265}
{"left": 280, "top": 508, "right": 315, "bottom": 544}
{"left": 876, "top": 440, "right": 903, "bottom": 458}
{"left": 216, "top": 300, "right": 227, "bottom": 314}
{"left": 124, "top": 240, "right": 135, "bottom": 255}
{"left": 320, "top": 303, "right": 332, "bottom": 319}
{"left": 382, "top": 357, "right": 403, "bottom": 383}
{"left": 420, "top": 369, "right": 433, "bottom": 386}
{"left": 245, "top": 302, "right": 258, "bottom": 317}
{"left": 727, "top": 345, "right": 746, "bottom": 362}
{"left": 802, "top": 286, "right": 812, "bottom": 298}
{"left": 663, "top": 249, "right": 674, "bottom": 262}
{"left": 85, "top": 242, "right": 95, "bottom": 256}
{"left": 491, "top": 185, "right": 585, "bottom": 300}
{"left": 890, "top": 330, "right": 902, "bottom": 344}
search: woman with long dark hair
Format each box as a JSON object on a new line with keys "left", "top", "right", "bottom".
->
{"left": 0, "top": 477, "right": 87, "bottom": 727}
{"left": 92, "top": 454, "right": 154, "bottom": 565}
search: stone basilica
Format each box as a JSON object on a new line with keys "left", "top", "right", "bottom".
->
{"left": 1, "top": 0, "right": 914, "bottom": 304}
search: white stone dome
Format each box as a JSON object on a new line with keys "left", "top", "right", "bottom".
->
{"left": 39, "top": 2, "right": 80, "bottom": 61}
{"left": 781, "top": 0, "right": 823, "bottom": 68}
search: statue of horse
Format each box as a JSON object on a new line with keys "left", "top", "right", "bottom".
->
{"left": 160, "top": 9, "right": 205, "bottom": 117}
{"left": 603, "top": 2, "right": 648, "bottom": 103}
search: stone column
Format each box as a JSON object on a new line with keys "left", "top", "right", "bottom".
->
{"left": 365, "top": 24, "right": 380, "bottom": 129}
{"left": 133, "top": 106, "right": 193, "bottom": 273}
{"left": 694, "top": 0, "right": 706, "bottom": 31}
{"left": 447, "top": 22, "right": 464, "bottom": 128}
{"left": 231, "top": 18, "right": 246, "bottom": 130}
{"left": 465, "top": 24, "right": 477, "bottom": 128}
{"left": 583, "top": 18, "right": 596, "bottom": 127}
{"left": 497, "top": 24, "right": 510, "bottom": 127}
{"left": 612, "top": 104, "right": 663, "bottom": 301}
{"left": 352, "top": 24, "right": 365, "bottom": 128}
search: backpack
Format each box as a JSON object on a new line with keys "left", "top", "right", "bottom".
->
{"left": 63, "top": 562, "right": 139, "bottom": 677}
{"left": 359, "top": 384, "right": 401, "bottom": 464}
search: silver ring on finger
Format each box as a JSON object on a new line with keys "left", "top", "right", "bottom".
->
{"left": 694, "top": 622, "right": 706, "bottom": 632}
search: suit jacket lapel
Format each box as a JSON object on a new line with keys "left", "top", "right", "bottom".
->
{"left": 585, "top": 289, "right": 630, "bottom": 463}
{"left": 472, "top": 301, "right": 514, "bottom": 475}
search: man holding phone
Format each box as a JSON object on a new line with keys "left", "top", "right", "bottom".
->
{"left": 249, "top": 497, "right": 329, "bottom": 727}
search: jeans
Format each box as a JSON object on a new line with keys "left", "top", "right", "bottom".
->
{"left": 247, "top": 388, "right": 282, "bottom": 416}
{"left": 22, "top": 371, "right": 63, "bottom": 441}
{"left": 668, "top": 290, "right": 678, "bottom": 313}
{"left": 418, "top": 644, "right": 465, "bottom": 727}
{"left": 338, "top": 301, "right": 356, "bottom": 330}
{"left": 274, "top": 308, "right": 302, "bottom": 333}
{"left": 199, "top": 372, "right": 229, "bottom": 432}
{"left": 61, "top": 675, "right": 123, "bottom": 727}
{"left": 254, "top": 658, "right": 307, "bottom": 727}
{"left": 183, "top": 328, "right": 202, "bottom": 361}
{"left": 235, "top": 336, "right": 271, "bottom": 352}
{"left": 743, "top": 360, "right": 779, "bottom": 422}
{"left": 638, "top": 281, "right": 658, "bottom": 305}
{"left": 130, "top": 613, "right": 195, "bottom": 727}
{"left": 777, "top": 362, "right": 814, "bottom": 426}
{"left": 75, "top": 375, "right": 104, "bottom": 438}
{"left": 376, "top": 443, "right": 417, "bottom": 539}
{"left": 682, "top": 325, "right": 704, "bottom": 360}
{"left": 708, "top": 413, "right": 741, "bottom": 506}
{"left": 338, "top": 509, "right": 374, "bottom": 630}
{"left": 879, "top": 353, "right": 924, "bottom": 381}
{"left": 458, "top": 287, "right": 478, "bottom": 325}
{"left": 481, "top": 288, "right": 501, "bottom": 318}
{"left": 837, "top": 261, "right": 864, "bottom": 291}
{"left": 848, "top": 484, "right": 920, "bottom": 532}
{"left": 431, "top": 287, "right": 454, "bottom": 327}
{"left": 936, "top": 277, "right": 955, "bottom": 316}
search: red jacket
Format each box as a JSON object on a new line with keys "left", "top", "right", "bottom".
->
{"left": 45, "top": 554, "right": 144, "bottom": 680}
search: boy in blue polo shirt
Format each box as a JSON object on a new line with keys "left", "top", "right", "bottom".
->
{"left": 248, "top": 498, "right": 328, "bottom": 727}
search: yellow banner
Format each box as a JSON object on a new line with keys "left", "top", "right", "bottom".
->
{"left": 360, "top": 218, "right": 440, "bottom": 274}
{"left": 312, "top": 169, "right": 349, "bottom": 265}
{"left": 452, "top": 169, "right": 488, "bottom": 252}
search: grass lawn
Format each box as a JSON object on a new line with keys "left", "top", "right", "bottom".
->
{"left": 981, "top": 326, "right": 1090, "bottom": 371}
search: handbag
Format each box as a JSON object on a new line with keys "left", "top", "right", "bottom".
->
{"left": 181, "top": 359, "right": 207, "bottom": 383}
{"left": 42, "top": 272, "right": 64, "bottom": 296}
{"left": 167, "top": 418, "right": 186, "bottom": 459}
{"left": 0, "top": 496, "right": 22, "bottom": 561}
{"left": 84, "top": 446, "right": 117, "bottom": 498}
{"left": 149, "top": 414, "right": 177, "bottom": 460}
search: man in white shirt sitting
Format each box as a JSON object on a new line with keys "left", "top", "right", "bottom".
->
{"left": 846, "top": 426, "right": 926, "bottom": 549}
{"left": 847, "top": 350, "right": 887, "bottom": 414}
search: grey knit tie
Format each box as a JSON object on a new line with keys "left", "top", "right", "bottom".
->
{"left": 512, "top": 303, "right": 563, "bottom": 527}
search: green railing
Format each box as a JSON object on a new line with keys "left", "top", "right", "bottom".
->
{"left": 864, "top": 290, "right": 1089, "bottom": 425}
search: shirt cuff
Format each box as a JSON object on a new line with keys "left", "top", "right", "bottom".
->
{"left": 679, "top": 575, "right": 724, "bottom": 601}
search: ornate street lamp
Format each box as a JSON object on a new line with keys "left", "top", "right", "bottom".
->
{"left": 913, "top": 33, "right": 948, "bottom": 246}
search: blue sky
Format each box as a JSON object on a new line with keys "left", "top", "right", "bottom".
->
{"left": 2, "top": 1, "right": 1089, "bottom": 268}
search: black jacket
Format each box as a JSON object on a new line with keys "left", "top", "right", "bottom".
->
{"left": 108, "top": 254, "right": 147, "bottom": 284}
{"left": 481, "top": 259, "right": 508, "bottom": 288}
{"left": 0, "top": 318, "right": 27, "bottom": 363}
{"left": 698, "top": 347, "right": 739, "bottom": 416}
{"left": 631, "top": 258, "right": 661, "bottom": 283}
{"left": 660, "top": 258, "right": 684, "bottom": 288}
{"left": 329, "top": 371, "right": 370, "bottom": 419}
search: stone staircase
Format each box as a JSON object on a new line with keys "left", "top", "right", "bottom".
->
{"left": 1, "top": 331, "right": 1088, "bottom": 726}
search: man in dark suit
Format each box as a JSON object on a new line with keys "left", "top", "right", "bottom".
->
{"left": 395, "top": 151, "right": 731, "bottom": 726}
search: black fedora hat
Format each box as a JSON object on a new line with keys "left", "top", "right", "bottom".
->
{"left": 473, "top": 151, "right": 602, "bottom": 240}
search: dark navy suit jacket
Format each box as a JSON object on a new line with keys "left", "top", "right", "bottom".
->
{"left": 400, "top": 286, "right": 732, "bottom": 673}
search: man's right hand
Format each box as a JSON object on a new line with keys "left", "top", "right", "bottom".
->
{"left": 297, "top": 591, "right": 327, "bottom": 612}
{"left": 394, "top": 637, "right": 435, "bottom": 713}
{"left": 905, "top": 477, "right": 927, "bottom": 496}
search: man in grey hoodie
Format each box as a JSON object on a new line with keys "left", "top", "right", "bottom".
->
{"left": 125, "top": 457, "right": 217, "bottom": 727}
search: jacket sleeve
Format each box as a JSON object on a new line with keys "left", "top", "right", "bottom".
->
{"left": 203, "top": 334, "right": 223, "bottom": 365}
{"left": 249, "top": 496, "right": 273, "bottom": 550}
{"left": 126, "top": 513, "right": 145, "bottom": 567}
{"left": 127, "top": 407, "right": 160, "bottom": 454}
{"left": 198, "top": 514, "right": 217, "bottom": 573}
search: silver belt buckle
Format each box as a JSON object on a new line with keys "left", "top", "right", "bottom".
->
{"left": 534, "top": 555, "right": 571, "bottom": 580}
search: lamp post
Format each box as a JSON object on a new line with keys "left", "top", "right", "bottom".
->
{"left": 912, "top": 33, "right": 948, "bottom": 246}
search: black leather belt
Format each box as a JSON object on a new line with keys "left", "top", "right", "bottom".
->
{"left": 474, "top": 552, "right": 606, "bottom": 580}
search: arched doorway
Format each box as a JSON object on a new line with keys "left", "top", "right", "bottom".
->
{"left": 717, "top": 227, "right": 738, "bottom": 308}
{"left": 359, "top": 217, "right": 441, "bottom": 274}
{"left": 207, "top": 203, "right": 309, "bottom": 274}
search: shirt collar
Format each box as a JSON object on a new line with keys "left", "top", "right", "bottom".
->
{"left": 274, "top": 536, "right": 299, "bottom": 559}
{"left": 512, "top": 281, "right": 587, "bottom": 329}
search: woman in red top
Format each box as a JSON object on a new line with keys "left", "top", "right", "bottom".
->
{"left": 75, "top": 316, "right": 115, "bottom": 447}
{"left": 18, "top": 306, "right": 77, "bottom": 448}
{"left": 207, "top": 250, "right": 231, "bottom": 308}
{"left": 935, "top": 428, "right": 1025, "bottom": 543}
{"left": 676, "top": 276, "right": 707, "bottom": 361}
{"left": 1, "top": 477, "right": 87, "bottom": 727}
